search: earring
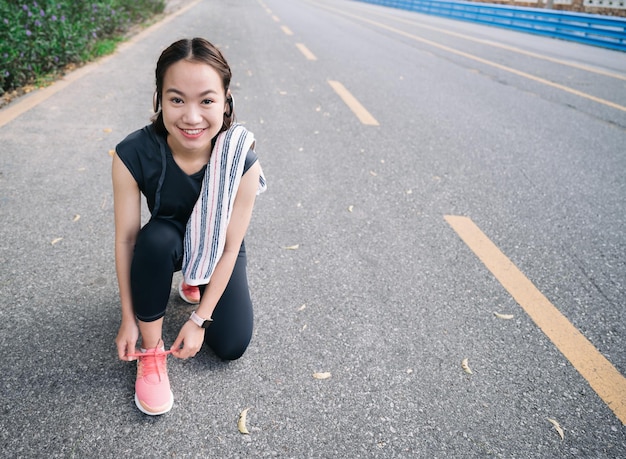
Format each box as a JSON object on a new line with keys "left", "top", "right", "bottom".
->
{"left": 152, "top": 91, "right": 160, "bottom": 112}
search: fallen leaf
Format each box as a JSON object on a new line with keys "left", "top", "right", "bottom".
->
{"left": 494, "top": 312, "right": 514, "bottom": 320}
{"left": 347, "top": 205, "right": 354, "bottom": 212}
{"left": 283, "top": 244, "right": 299, "bottom": 250}
{"left": 547, "top": 418, "right": 564, "bottom": 440}
{"left": 461, "top": 358, "right": 472, "bottom": 375}
{"left": 108, "top": 149, "right": 115, "bottom": 157}
{"left": 72, "top": 214, "right": 81, "bottom": 222}
{"left": 238, "top": 408, "right": 251, "bottom": 434}
{"left": 51, "top": 237, "right": 63, "bottom": 245}
{"left": 103, "top": 128, "right": 112, "bottom": 133}
{"left": 313, "top": 372, "right": 331, "bottom": 380}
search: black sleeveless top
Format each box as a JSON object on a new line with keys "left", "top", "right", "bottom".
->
{"left": 116, "top": 124, "right": 258, "bottom": 234}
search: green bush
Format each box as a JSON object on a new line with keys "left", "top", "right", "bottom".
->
{"left": 0, "top": 0, "right": 165, "bottom": 96}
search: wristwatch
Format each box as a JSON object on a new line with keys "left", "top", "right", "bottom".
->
{"left": 189, "top": 311, "right": 213, "bottom": 329}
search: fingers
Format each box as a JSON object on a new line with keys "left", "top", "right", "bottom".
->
{"left": 126, "top": 344, "right": 138, "bottom": 361}
{"left": 116, "top": 321, "right": 139, "bottom": 361}
{"left": 171, "top": 336, "right": 183, "bottom": 359}
{"left": 117, "top": 339, "right": 137, "bottom": 361}
{"left": 170, "top": 322, "right": 204, "bottom": 359}
{"left": 116, "top": 342, "right": 127, "bottom": 361}
{"left": 171, "top": 341, "right": 200, "bottom": 360}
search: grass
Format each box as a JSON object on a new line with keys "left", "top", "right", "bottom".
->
{"left": 0, "top": 0, "right": 166, "bottom": 103}
{"left": 91, "top": 36, "right": 124, "bottom": 58}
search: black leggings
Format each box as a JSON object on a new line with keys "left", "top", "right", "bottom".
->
{"left": 130, "top": 218, "right": 253, "bottom": 360}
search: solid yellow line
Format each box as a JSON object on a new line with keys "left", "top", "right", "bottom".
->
{"left": 296, "top": 43, "right": 318, "bottom": 61}
{"left": 0, "top": 65, "right": 94, "bottom": 128}
{"left": 281, "top": 25, "right": 294, "bottom": 36}
{"left": 328, "top": 80, "right": 379, "bottom": 126}
{"left": 314, "top": 2, "right": 626, "bottom": 113}
{"left": 444, "top": 215, "right": 626, "bottom": 425}
{"left": 0, "top": 0, "right": 202, "bottom": 129}
{"left": 372, "top": 10, "right": 626, "bottom": 82}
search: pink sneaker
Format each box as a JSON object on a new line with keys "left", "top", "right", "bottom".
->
{"left": 127, "top": 347, "right": 174, "bottom": 415}
{"left": 179, "top": 280, "right": 200, "bottom": 304}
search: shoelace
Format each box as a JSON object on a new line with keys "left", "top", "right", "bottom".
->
{"left": 127, "top": 344, "right": 173, "bottom": 383}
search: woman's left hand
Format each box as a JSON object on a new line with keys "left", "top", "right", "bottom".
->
{"left": 171, "top": 320, "right": 206, "bottom": 359}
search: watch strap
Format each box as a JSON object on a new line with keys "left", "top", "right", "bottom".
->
{"left": 190, "top": 311, "right": 212, "bottom": 328}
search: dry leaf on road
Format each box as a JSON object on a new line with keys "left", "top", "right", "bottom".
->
{"left": 461, "top": 358, "right": 472, "bottom": 375}
{"left": 313, "top": 372, "right": 331, "bottom": 380}
{"left": 494, "top": 312, "right": 514, "bottom": 320}
{"left": 547, "top": 418, "right": 564, "bottom": 440}
{"left": 283, "top": 244, "right": 299, "bottom": 250}
{"left": 238, "top": 408, "right": 251, "bottom": 434}
{"left": 51, "top": 237, "right": 63, "bottom": 245}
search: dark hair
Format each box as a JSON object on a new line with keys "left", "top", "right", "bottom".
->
{"left": 151, "top": 37, "right": 234, "bottom": 135}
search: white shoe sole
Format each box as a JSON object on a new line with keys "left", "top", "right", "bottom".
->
{"left": 134, "top": 391, "right": 174, "bottom": 416}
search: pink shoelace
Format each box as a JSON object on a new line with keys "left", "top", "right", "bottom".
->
{"left": 127, "top": 345, "right": 173, "bottom": 383}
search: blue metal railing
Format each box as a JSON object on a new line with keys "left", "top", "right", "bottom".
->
{"left": 356, "top": 0, "right": 626, "bottom": 51}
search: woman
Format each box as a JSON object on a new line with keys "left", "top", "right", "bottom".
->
{"left": 113, "top": 38, "right": 265, "bottom": 415}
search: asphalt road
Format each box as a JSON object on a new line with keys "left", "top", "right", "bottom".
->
{"left": 1, "top": 0, "right": 625, "bottom": 457}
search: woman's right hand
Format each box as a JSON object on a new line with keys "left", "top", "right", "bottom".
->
{"left": 116, "top": 319, "right": 139, "bottom": 361}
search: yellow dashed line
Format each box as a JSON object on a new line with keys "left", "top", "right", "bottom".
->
{"left": 328, "top": 80, "right": 379, "bottom": 126}
{"left": 445, "top": 215, "right": 626, "bottom": 424}
{"left": 296, "top": 43, "right": 317, "bottom": 61}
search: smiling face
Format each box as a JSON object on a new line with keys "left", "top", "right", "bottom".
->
{"left": 161, "top": 59, "right": 227, "bottom": 157}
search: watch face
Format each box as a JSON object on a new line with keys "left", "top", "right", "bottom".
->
{"left": 191, "top": 311, "right": 212, "bottom": 328}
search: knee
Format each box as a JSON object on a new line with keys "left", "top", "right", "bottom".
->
{"left": 134, "top": 220, "right": 182, "bottom": 262}
{"left": 207, "top": 336, "right": 251, "bottom": 361}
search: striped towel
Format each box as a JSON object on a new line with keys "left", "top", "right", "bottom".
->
{"left": 182, "top": 124, "right": 266, "bottom": 286}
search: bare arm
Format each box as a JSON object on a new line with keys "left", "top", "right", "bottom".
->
{"left": 112, "top": 153, "right": 141, "bottom": 360}
{"left": 171, "top": 161, "right": 261, "bottom": 359}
